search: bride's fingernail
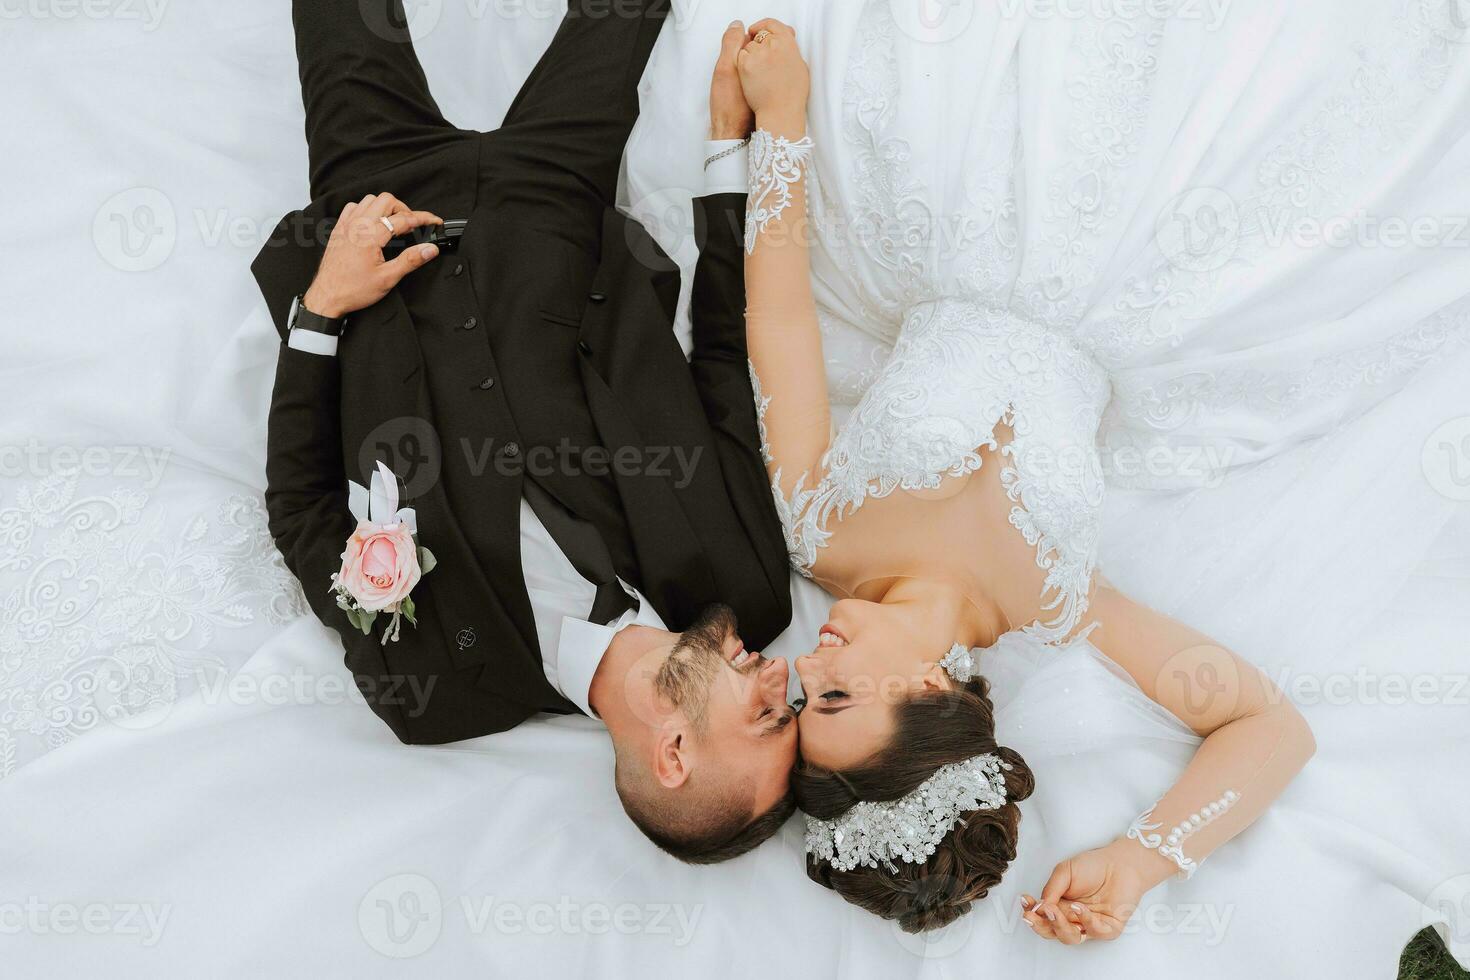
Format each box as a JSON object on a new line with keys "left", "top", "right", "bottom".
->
{"left": 1042, "top": 906, "right": 1057, "bottom": 922}
{"left": 1071, "top": 903, "right": 1085, "bottom": 915}
{"left": 1020, "top": 896, "right": 1033, "bottom": 908}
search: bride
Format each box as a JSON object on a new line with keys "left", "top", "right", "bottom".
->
{"left": 731, "top": 18, "right": 1318, "bottom": 937}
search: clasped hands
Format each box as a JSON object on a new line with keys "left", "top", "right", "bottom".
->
{"left": 708, "top": 18, "right": 809, "bottom": 141}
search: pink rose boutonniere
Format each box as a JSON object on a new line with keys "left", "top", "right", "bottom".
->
{"left": 331, "top": 461, "right": 437, "bottom": 645}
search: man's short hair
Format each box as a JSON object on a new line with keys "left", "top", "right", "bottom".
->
{"left": 616, "top": 758, "right": 795, "bottom": 864}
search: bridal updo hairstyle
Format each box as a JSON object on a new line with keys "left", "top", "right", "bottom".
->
{"left": 792, "top": 676, "right": 1034, "bottom": 932}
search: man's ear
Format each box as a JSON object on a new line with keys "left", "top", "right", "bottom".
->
{"left": 653, "top": 725, "right": 693, "bottom": 790}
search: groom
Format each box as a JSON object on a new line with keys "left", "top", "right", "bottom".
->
{"left": 253, "top": 0, "right": 796, "bottom": 862}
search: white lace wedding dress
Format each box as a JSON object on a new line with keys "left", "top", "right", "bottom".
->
{"left": 634, "top": 0, "right": 1470, "bottom": 972}
{"left": 751, "top": 0, "right": 1470, "bottom": 645}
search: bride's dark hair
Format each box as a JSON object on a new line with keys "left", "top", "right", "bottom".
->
{"left": 792, "top": 676, "right": 1034, "bottom": 932}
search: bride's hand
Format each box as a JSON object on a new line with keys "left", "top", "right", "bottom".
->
{"left": 1020, "top": 839, "right": 1170, "bottom": 945}
{"left": 709, "top": 21, "right": 755, "bottom": 140}
{"left": 737, "top": 18, "right": 809, "bottom": 135}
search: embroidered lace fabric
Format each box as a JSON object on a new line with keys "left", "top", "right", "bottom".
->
{"left": 756, "top": 302, "right": 1110, "bottom": 642}
{"left": 749, "top": 0, "right": 1470, "bottom": 642}
{"left": 0, "top": 467, "right": 306, "bottom": 779}
{"left": 746, "top": 130, "right": 814, "bottom": 255}
{"left": 1126, "top": 790, "right": 1241, "bottom": 879}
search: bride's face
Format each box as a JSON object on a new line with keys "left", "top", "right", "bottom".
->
{"left": 794, "top": 599, "right": 953, "bottom": 770}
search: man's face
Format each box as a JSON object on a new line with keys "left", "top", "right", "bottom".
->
{"left": 658, "top": 605, "right": 798, "bottom": 814}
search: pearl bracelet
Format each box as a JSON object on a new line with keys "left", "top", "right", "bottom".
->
{"left": 1125, "top": 789, "right": 1240, "bottom": 879}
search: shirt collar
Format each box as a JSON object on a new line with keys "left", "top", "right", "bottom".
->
{"left": 555, "top": 586, "right": 668, "bottom": 720}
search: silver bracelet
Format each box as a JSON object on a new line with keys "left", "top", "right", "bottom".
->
{"left": 704, "top": 137, "right": 751, "bottom": 171}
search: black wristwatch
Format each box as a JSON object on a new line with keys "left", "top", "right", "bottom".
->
{"left": 288, "top": 295, "right": 347, "bottom": 337}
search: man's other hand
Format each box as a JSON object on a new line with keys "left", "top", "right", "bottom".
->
{"left": 710, "top": 21, "right": 756, "bottom": 140}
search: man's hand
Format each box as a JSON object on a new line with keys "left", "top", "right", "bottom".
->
{"left": 710, "top": 20, "right": 755, "bottom": 140}
{"left": 301, "top": 194, "right": 443, "bottom": 319}
{"left": 737, "top": 19, "right": 809, "bottom": 137}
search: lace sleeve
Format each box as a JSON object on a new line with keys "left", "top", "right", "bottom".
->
{"left": 744, "top": 125, "right": 832, "bottom": 501}
{"left": 1086, "top": 586, "right": 1317, "bottom": 880}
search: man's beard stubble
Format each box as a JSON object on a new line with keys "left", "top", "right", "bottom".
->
{"left": 653, "top": 604, "right": 739, "bottom": 731}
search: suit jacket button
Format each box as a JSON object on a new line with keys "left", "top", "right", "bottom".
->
{"left": 478, "top": 377, "right": 495, "bottom": 390}
{"left": 463, "top": 316, "right": 478, "bottom": 330}
{"left": 588, "top": 291, "right": 607, "bottom": 303}
{"left": 577, "top": 341, "right": 593, "bottom": 356}
{"left": 502, "top": 442, "right": 521, "bottom": 458}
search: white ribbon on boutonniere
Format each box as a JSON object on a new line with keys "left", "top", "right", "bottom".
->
{"left": 331, "top": 461, "right": 438, "bottom": 645}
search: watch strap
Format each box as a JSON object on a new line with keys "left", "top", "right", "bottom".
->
{"left": 289, "top": 295, "right": 347, "bottom": 336}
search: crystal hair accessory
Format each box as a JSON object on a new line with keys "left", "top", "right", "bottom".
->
{"left": 805, "top": 755, "right": 1012, "bottom": 873}
{"left": 940, "top": 642, "right": 979, "bottom": 682}
{"left": 1125, "top": 789, "right": 1240, "bottom": 879}
{"left": 746, "top": 129, "right": 814, "bottom": 254}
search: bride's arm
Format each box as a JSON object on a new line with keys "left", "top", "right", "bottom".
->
{"left": 737, "top": 20, "right": 831, "bottom": 494}
{"left": 1024, "top": 585, "right": 1316, "bottom": 944}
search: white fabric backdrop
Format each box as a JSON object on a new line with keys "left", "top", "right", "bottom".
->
{"left": 2, "top": 1, "right": 1468, "bottom": 977}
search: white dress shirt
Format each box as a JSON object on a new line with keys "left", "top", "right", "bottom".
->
{"left": 517, "top": 496, "right": 667, "bottom": 718}
{"left": 287, "top": 143, "right": 744, "bottom": 715}
{"left": 703, "top": 137, "right": 750, "bottom": 196}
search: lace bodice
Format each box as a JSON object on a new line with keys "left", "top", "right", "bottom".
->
{"left": 756, "top": 302, "right": 1110, "bottom": 642}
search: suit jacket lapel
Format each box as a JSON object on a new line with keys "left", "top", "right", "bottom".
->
{"left": 578, "top": 359, "right": 716, "bottom": 619}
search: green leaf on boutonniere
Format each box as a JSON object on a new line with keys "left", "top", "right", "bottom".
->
{"left": 343, "top": 605, "right": 377, "bottom": 636}
{"left": 418, "top": 547, "right": 437, "bottom": 576}
{"left": 400, "top": 595, "right": 417, "bottom": 627}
